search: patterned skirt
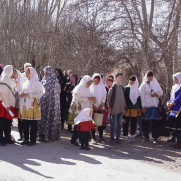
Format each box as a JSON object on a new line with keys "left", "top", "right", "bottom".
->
{"left": 126, "top": 108, "right": 141, "bottom": 118}
{"left": 142, "top": 107, "right": 160, "bottom": 121}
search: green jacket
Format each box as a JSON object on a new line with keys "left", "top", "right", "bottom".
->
{"left": 124, "top": 87, "right": 142, "bottom": 109}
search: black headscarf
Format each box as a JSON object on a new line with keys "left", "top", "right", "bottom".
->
{"left": 55, "top": 68, "right": 66, "bottom": 89}
{"left": 0, "top": 66, "right": 3, "bottom": 76}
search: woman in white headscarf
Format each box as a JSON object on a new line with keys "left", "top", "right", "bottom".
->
{"left": 90, "top": 73, "right": 107, "bottom": 143}
{"left": 19, "top": 67, "right": 45, "bottom": 146}
{"left": 12, "top": 69, "right": 26, "bottom": 140}
{"left": 69, "top": 75, "right": 96, "bottom": 146}
{"left": 0, "top": 65, "right": 17, "bottom": 146}
{"left": 140, "top": 70, "right": 163, "bottom": 144}
{"left": 166, "top": 72, "right": 181, "bottom": 149}
{"left": 123, "top": 75, "right": 141, "bottom": 143}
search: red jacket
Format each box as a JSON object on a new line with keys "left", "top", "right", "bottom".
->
{"left": 77, "top": 121, "right": 96, "bottom": 132}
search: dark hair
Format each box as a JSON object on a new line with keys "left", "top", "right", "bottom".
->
{"left": 70, "top": 74, "right": 78, "bottom": 84}
{"left": 0, "top": 66, "right": 3, "bottom": 76}
{"left": 147, "top": 70, "right": 154, "bottom": 77}
{"left": 129, "top": 75, "right": 136, "bottom": 81}
{"left": 94, "top": 76, "right": 100, "bottom": 80}
{"left": 108, "top": 75, "right": 114, "bottom": 79}
{"left": 55, "top": 68, "right": 64, "bottom": 79}
{"left": 115, "top": 73, "right": 122, "bottom": 78}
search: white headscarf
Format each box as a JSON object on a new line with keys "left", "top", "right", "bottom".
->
{"left": 24, "top": 63, "right": 32, "bottom": 69}
{"left": 0, "top": 65, "right": 15, "bottom": 90}
{"left": 15, "top": 70, "right": 25, "bottom": 93}
{"left": 74, "top": 108, "right": 93, "bottom": 125}
{"left": 90, "top": 73, "right": 107, "bottom": 108}
{"left": 170, "top": 72, "right": 181, "bottom": 102}
{"left": 20, "top": 67, "right": 45, "bottom": 114}
{"left": 142, "top": 73, "right": 162, "bottom": 94}
{"left": 73, "top": 75, "right": 92, "bottom": 100}
{"left": 127, "top": 76, "right": 140, "bottom": 105}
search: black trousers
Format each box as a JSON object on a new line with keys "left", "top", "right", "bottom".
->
{"left": 123, "top": 117, "right": 137, "bottom": 136}
{"left": 0, "top": 117, "right": 12, "bottom": 142}
{"left": 177, "top": 131, "right": 181, "bottom": 144}
{"left": 18, "top": 118, "right": 23, "bottom": 137}
{"left": 71, "top": 125, "right": 79, "bottom": 143}
{"left": 79, "top": 131, "right": 90, "bottom": 148}
{"left": 91, "top": 126, "right": 105, "bottom": 139}
{"left": 68, "top": 124, "right": 72, "bottom": 131}
{"left": 142, "top": 120, "right": 159, "bottom": 139}
{"left": 23, "top": 119, "right": 37, "bottom": 143}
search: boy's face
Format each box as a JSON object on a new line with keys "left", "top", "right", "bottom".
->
{"left": 116, "top": 75, "right": 122, "bottom": 84}
{"left": 93, "top": 78, "right": 100, "bottom": 85}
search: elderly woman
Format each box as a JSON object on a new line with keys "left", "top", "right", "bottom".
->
{"left": 0, "top": 65, "right": 17, "bottom": 146}
{"left": 19, "top": 67, "right": 45, "bottom": 146}
{"left": 140, "top": 71, "right": 163, "bottom": 144}
{"left": 167, "top": 73, "right": 181, "bottom": 149}
{"left": 69, "top": 75, "right": 96, "bottom": 146}
{"left": 38, "top": 66, "right": 61, "bottom": 141}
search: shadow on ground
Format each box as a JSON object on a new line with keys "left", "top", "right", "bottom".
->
{"left": 0, "top": 126, "right": 181, "bottom": 179}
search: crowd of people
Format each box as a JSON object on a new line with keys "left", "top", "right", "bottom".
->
{"left": 0, "top": 63, "right": 181, "bottom": 150}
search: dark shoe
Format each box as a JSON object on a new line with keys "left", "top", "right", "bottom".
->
{"left": 68, "top": 130, "right": 73, "bottom": 133}
{"left": 6, "top": 140, "right": 15, "bottom": 144}
{"left": 20, "top": 140, "right": 29, "bottom": 145}
{"left": 27, "top": 142, "right": 36, "bottom": 146}
{"left": 173, "top": 143, "right": 181, "bottom": 149}
{"left": 167, "top": 136, "right": 176, "bottom": 143}
{"left": 1, "top": 142, "right": 6, "bottom": 146}
{"left": 70, "top": 140, "right": 79, "bottom": 146}
{"left": 85, "top": 146, "right": 91, "bottom": 150}
{"left": 109, "top": 138, "right": 115, "bottom": 145}
{"left": 116, "top": 139, "right": 121, "bottom": 144}
{"left": 153, "top": 139, "right": 158, "bottom": 144}
{"left": 135, "top": 133, "right": 143, "bottom": 137}
{"left": 99, "top": 138, "right": 105, "bottom": 143}
{"left": 142, "top": 137, "right": 150, "bottom": 142}
{"left": 80, "top": 146, "right": 85, "bottom": 150}
{"left": 170, "top": 143, "right": 177, "bottom": 147}
{"left": 18, "top": 138, "right": 23, "bottom": 141}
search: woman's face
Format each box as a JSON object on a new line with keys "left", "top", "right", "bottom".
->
{"left": 93, "top": 78, "right": 100, "bottom": 85}
{"left": 86, "top": 81, "right": 92, "bottom": 88}
{"left": 70, "top": 75, "right": 76, "bottom": 83}
{"left": 41, "top": 72, "right": 44, "bottom": 79}
{"left": 129, "top": 80, "right": 135, "bottom": 85}
{"left": 173, "top": 76, "right": 179, "bottom": 84}
{"left": 25, "top": 69, "right": 31, "bottom": 79}
{"left": 12, "top": 71, "right": 18, "bottom": 79}
{"left": 147, "top": 76, "right": 153, "bottom": 82}
{"left": 55, "top": 70, "right": 59, "bottom": 77}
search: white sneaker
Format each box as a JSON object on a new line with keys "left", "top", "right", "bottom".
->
{"left": 91, "top": 138, "right": 97, "bottom": 144}
{"left": 130, "top": 136, "right": 136, "bottom": 143}
{"left": 124, "top": 137, "right": 131, "bottom": 143}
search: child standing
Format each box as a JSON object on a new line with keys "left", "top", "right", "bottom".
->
{"left": 75, "top": 108, "right": 96, "bottom": 150}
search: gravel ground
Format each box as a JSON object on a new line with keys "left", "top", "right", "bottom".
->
{"left": 0, "top": 122, "right": 181, "bottom": 181}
